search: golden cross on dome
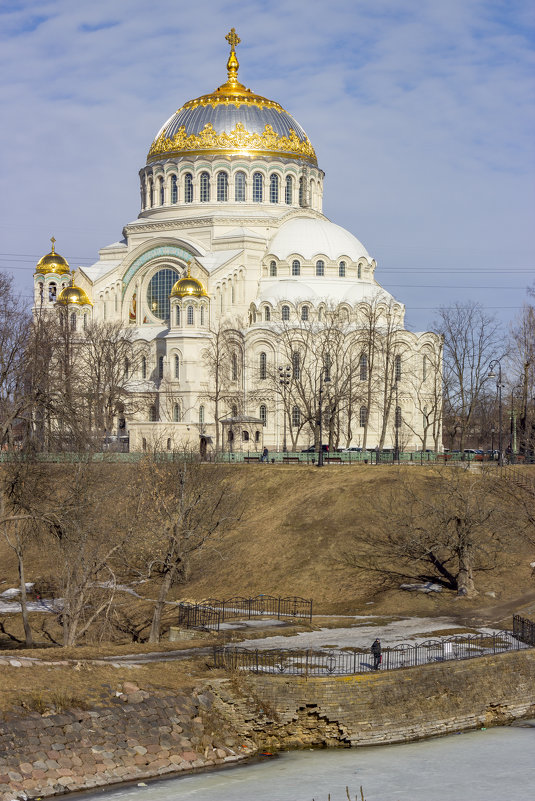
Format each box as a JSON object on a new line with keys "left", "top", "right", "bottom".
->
{"left": 50, "top": 236, "right": 56, "bottom": 253}
{"left": 225, "top": 28, "right": 240, "bottom": 52}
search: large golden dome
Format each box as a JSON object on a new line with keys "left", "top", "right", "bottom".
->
{"left": 57, "top": 285, "right": 92, "bottom": 306}
{"left": 147, "top": 29, "right": 317, "bottom": 166}
{"left": 35, "top": 237, "right": 70, "bottom": 277}
{"left": 170, "top": 271, "right": 208, "bottom": 298}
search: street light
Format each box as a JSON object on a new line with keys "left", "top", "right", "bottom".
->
{"left": 278, "top": 365, "right": 291, "bottom": 453}
{"left": 488, "top": 359, "right": 504, "bottom": 467}
{"left": 317, "top": 368, "right": 330, "bottom": 468}
{"left": 394, "top": 377, "right": 400, "bottom": 464}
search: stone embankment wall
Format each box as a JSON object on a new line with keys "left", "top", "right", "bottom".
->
{"left": 0, "top": 682, "right": 255, "bottom": 801}
{"left": 209, "top": 650, "right": 535, "bottom": 749}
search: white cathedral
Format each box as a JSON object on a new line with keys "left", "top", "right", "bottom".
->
{"left": 33, "top": 30, "right": 442, "bottom": 455}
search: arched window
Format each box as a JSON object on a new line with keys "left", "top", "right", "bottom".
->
{"left": 264, "top": 306, "right": 271, "bottom": 322}
{"left": 395, "top": 354, "right": 402, "bottom": 381}
{"left": 359, "top": 405, "right": 367, "bottom": 427}
{"left": 70, "top": 312, "right": 77, "bottom": 331}
{"left": 231, "top": 404, "right": 238, "bottom": 417}
{"left": 253, "top": 172, "right": 263, "bottom": 202}
{"left": 200, "top": 306, "right": 205, "bottom": 326}
{"left": 149, "top": 178, "right": 154, "bottom": 207}
{"left": 339, "top": 261, "right": 346, "bottom": 277}
{"left": 259, "top": 352, "right": 267, "bottom": 379}
{"left": 158, "top": 356, "right": 164, "bottom": 380}
{"left": 141, "top": 356, "right": 147, "bottom": 379}
{"left": 269, "top": 173, "right": 279, "bottom": 203}
{"left": 359, "top": 353, "right": 367, "bottom": 382}
{"left": 395, "top": 406, "right": 402, "bottom": 428}
{"left": 269, "top": 260, "right": 277, "bottom": 277}
{"left": 291, "top": 406, "right": 301, "bottom": 428}
{"left": 49, "top": 282, "right": 57, "bottom": 301}
{"left": 167, "top": 438, "right": 172, "bottom": 451}
{"left": 291, "top": 260, "right": 300, "bottom": 276}
{"left": 175, "top": 306, "right": 181, "bottom": 326}
{"left": 184, "top": 173, "right": 193, "bottom": 203}
{"left": 316, "top": 259, "right": 325, "bottom": 276}
{"left": 200, "top": 171, "right": 210, "bottom": 202}
{"left": 199, "top": 405, "right": 205, "bottom": 424}
{"left": 235, "top": 171, "right": 246, "bottom": 202}
{"left": 124, "top": 357, "right": 129, "bottom": 379}
{"left": 282, "top": 305, "right": 290, "bottom": 321}
{"left": 187, "top": 305, "right": 194, "bottom": 325}
{"left": 259, "top": 405, "right": 267, "bottom": 426}
{"left": 142, "top": 437, "right": 147, "bottom": 451}
{"left": 149, "top": 405, "right": 157, "bottom": 422}
{"left": 422, "top": 355, "right": 428, "bottom": 381}
{"left": 243, "top": 430, "right": 250, "bottom": 442}
{"left": 159, "top": 176, "right": 164, "bottom": 205}
{"left": 217, "top": 171, "right": 228, "bottom": 201}
{"left": 83, "top": 313, "right": 87, "bottom": 330}
{"left": 285, "top": 175, "right": 293, "bottom": 205}
{"left": 299, "top": 176, "right": 305, "bottom": 206}
{"left": 231, "top": 352, "right": 238, "bottom": 381}
{"left": 301, "top": 306, "right": 309, "bottom": 321}
{"left": 174, "top": 354, "right": 180, "bottom": 379}
{"left": 357, "top": 264, "right": 362, "bottom": 279}
{"left": 173, "top": 403, "right": 180, "bottom": 422}
{"left": 292, "top": 351, "right": 300, "bottom": 379}
{"left": 171, "top": 175, "right": 178, "bottom": 204}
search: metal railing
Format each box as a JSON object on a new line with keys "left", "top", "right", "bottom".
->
{"left": 513, "top": 614, "right": 535, "bottom": 646}
{"left": 177, "top": 594, "right": 313, "bottom": 631}
{"left": 213, "top": 630, "right": 530, "bottom": 676}
{"left": 177, "top": 602, "right": 221, "bottom": 631}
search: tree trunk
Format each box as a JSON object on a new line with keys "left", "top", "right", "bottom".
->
{"left": 149, "top": 565, "right": 177, "bottom": 643}
{"left": 457, "top": 545, "right": 477, "bottom": 597}
{"left": 17, "top": 548, "right": 33, "bottom": 648}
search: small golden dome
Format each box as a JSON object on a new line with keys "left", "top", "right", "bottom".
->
{"left": 57, "top": 285, "right": 92, "bottom": 306}
{"left": 170, "top": 272, "right": 208, "bottom": 298}
{"left": 35, "top": 237, "right": 70, "bottom": 277}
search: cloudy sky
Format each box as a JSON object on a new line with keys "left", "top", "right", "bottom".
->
{"left": 1, "top": 0, "right": 534, "bottom": 331}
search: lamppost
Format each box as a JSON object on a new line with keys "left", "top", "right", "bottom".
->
{"left": 278, "top": 365, "right": 291, "bottom": 453}
{"left": 488, "top": 359, "right": 504, "bottom": 467}
{"left": 317, "top": 368, "right": 330, "bottom": 467}
{"left": 394, "top": 377, "right": 400, "bottom": 464}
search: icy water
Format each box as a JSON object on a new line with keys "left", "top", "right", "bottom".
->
{"left": 73, "top": 723, "right": 534, "bottom": 801}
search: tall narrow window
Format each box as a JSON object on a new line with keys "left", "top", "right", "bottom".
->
{"left": 187, "top": 305, "right": 194, "bottom": 325}
{"left": 171, "top": 174, "right": 178, "bottom": 204}
{"left": 299, "top": 176, "right": 305, "bottom": 206}
{"left": 259, "top": 352, "right": 267, "bottom": 379}
{"left": 269, "top": 173, "right": 279, "bottom": 203}
{"left": 395, "top": 354, "right": 402, "bottom": 381}
{"left": 235, "top": 171, "right": 246, "bottom": 202}
{"left": 291, "top": 406, "right": 301, "bottom": 427}
{"left": 301, "top": 306, "right": 309, "bottom": 321}
{"left": 422, "top": 355, "right": 428, "bottom": 381}
{"left": 324, "top": 353, "right": 331, "bottom": 382}
{"left": 285, "top": 175, "right": 293, "bottom": 204}
{"left": 83, "top": 313, "right": 87, "bottom": 330}
{"left": 149, "top": 405, "right": 157, "bottom": 422}
{"left": 292, "top": 351, "right": 300, "bottom": 380}
{"left": 173, "top": 403, "right": 180, "bottom": 422}
{"left": 70, "top": 312, "right": 77, "bottom": 331}
{"left": 259, "top": 404, "right": 267, "bottom": 426}
{"left": 49, "top": 282, "right": 57, "bottom": 301}
{"left": 158, "top": 356, "right": 164, "bottom": 380}
{"left": 359, "top": 353, "right": 367, "bottom": 381}
{"left": 174, "top": 354, "right": 180, "bottom": 379}
{"left": 200, "top": 171, "right": 210, "bottom": 202}
{"left": 231, "top": 404, "right": 238, "bottom": 417}
{"left": 167, "top": 438, "right": 172, "bottom": 451}
{"left": 141, "top": 356, "right": 147, "bottom": 379}
{"left": 142, "top": 437, "right": 147, "bottom": 450}
{"left": 149, "top": 179, "right": 154, "bottom": 207}
{"left": 291, "top": 260, "right": 300, "bottom": 276}
{"left": 217, "top": 171, "right": 228, "bottom": 201}
{"left": 316, "top": 260, "right": 325, "bottom": 276}
{"left": 395, "top": 406, "right": 402, "bottom": 428}
{"left": 339, "top": 261, "right": 346, "bottom": 277}
{"left": 253, "top": 172, "right": 263, "bottom": 202}
{"left": 159, "top": 176, "right": 164, "bottom": 205}
{"left": 200, "top": 306, "right": 205, "bottom": 326}
{"left": 199, "top": 405, "right": 205, "bottom": 424}
{"left": 264, "top": 307, "right": 270, "bottom": 321}
{"left": 184, "top": 173, "right": 193, "bottom": 203}
{"left": 359, "top": 405, "right": 367, "bottom": 427}
{"left": 231, "top": 353, "right": 238, "bottom": 381}
{"left": 269, "top": 260, "right": 277, "bottom": 277}
{"left": 175, "top": 306, "right": 181, "bottom": 326}
{"left": 357, "top": 264, "right": 362, "bottom": 279}
{"left": 282, "top": 305, "right": 290, "bottom": 321}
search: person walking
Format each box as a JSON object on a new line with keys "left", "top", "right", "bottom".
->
{"left": 261, "top": 446, "right": 269, "bottom": 463}
{"left": 371, "top": 638, "right": 382, "bottom": 670}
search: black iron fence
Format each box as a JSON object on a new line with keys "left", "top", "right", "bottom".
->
{"left": 513, "top": 614, "right": 535, "bottom": 646}
{"left": 177, "top": 595, "right": 313, "bottom": 631}
{"left": 213, "top": 630, "right": 530, "bottom": 676}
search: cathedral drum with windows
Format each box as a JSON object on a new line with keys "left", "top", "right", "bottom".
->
{"left": 33, "top": 29, "right": 442, "bottom": 454}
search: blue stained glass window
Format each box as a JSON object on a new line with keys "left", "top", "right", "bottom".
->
{"left": 147, "top": 268, "right": 179, "bottom": 322}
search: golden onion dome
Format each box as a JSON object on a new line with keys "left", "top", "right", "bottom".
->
{"left": 35, "top": 237, "right": 70, "bottom": 277}
{"left": 57, "top": 284, "right": 92, "bottom": 306}
{"left": 147, "top": 29, "right": 317, "bottom": 166}
{"left": 170, "top": 270, "right": 208, "bottom": 299}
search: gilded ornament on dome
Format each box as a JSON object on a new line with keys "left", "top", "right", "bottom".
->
{"left": 148, "top": 121, "right": 317, "bottom": 164}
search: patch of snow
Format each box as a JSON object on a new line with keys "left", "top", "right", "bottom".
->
{"left": 400, "top": 582, "right": 443, "bottom": 593}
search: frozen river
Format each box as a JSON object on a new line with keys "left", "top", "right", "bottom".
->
{"left": 71, "top": 721, "right": 534, "bottom": 801}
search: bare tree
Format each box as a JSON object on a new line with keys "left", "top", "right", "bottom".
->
{"left": 201, "top": 320, "right": 244, "bottom": 451}
{"left": 509, "top": 290, "right": 535, "bottom": 456}
{"left": 0, "top": 274, "right": 31, "bottom": 448}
